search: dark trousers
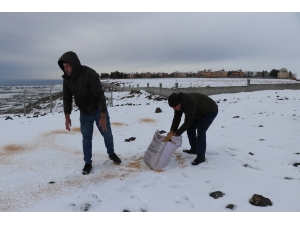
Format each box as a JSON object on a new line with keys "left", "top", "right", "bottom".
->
{"left": 80, "top": 109, "right": 114, "bottom": 164}
{"left": 187, "top": 110, "right": 218, "bottom": 159}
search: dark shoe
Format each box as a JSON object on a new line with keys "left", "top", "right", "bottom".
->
{"left": 109, "top": 153, "right": 121, "bottom": 164}
{"left": 183, "top": 149, "right": 197, "bottom": 154}
{"left": 191, "top": 158, "right": 206, "bottom": 165}
{"left": 82, "top": 163, "right": 92, "bottom": 175}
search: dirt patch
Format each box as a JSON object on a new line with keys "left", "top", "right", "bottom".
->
{"left": 111, "top": 122, "right": 127, "bottom": 126}
{"left": 140, "top": 118, "right": 155, "bottom": 123}
{"left": 72, "top": 127, "right": 81, "bottom": 132}
{"left": 3, "top": 144, "right": 27, "bottom": 152}
{"left": 45, "top": 127, "right": 81, "bottom": 136}
{"left": 174, "top": 152, "right": 187, "bottom": 168}
{"left": 47, "top": 130, "right": 70, "bottom": 135}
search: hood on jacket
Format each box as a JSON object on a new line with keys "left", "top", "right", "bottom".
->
{"left": 58, "top": 51, "right": 81, "bottom": 76}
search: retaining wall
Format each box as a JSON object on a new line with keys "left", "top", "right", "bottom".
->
{"left": 102, "top": 80, "right": 300, "bottom": 97}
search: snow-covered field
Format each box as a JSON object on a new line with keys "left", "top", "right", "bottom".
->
{"left": 104, "top": 78, "right": 298, "bottom": 88}
{"left": 1, "top": 79, "right": 299, "bottom": 223}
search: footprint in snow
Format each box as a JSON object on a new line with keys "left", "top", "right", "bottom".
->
{"left": 142, "top": 176, "right": 167, "bottom": 188}
{"left": 79, "top": 203, "right": 92, "bottom": 212}
{"left": 175, "top": 192, "right": 194, "bottom": 208}
{"left": 130, "top": 194, "right": 149, "bottom": 212}
{"left": 168, "top": 183, "right": 192, "bottom": 188}
{"left": 180, "top": 171, "right": 192, "bottom": 178}
{"left": 224, "top": 150, "right": 236, "bottom": 157}
{"left": 87, "top": 194, "right": 102, "bottom": 203}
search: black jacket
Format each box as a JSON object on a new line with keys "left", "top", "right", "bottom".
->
{"left": 171, "top": 92, "right": 218, "bottom": 136}
{"left": 58, "top": 51, "right": 107, "bottom": 115}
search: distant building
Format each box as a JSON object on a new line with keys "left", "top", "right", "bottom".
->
{"left": 140, "top": 72, "right": 153, "bottom": 78}
{"left": 230, "top": 69, "right": 245, "bottom": 77}
{"left": 126, "top": 73, "right": 136, "bottom": 78}
{"left": 157, "top": 72, "right": 168, "bottom": 78}
{"left": 214, "top": 69, "right": 227, "bottom": 77}
{"left": 278, "top": 68, "right": 289, "bottom": 79}
{"left": 175, "top": 72, "right": 187, "bottom": 78}
{"left": 256, "top": 71, "right": 269, "bottom": 78}
{"left": 196, "top": 69, "right": 213, "bottom": 77}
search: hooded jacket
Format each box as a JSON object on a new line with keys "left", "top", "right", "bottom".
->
{"left": 58, "top": 51, "right": 107, "bottom": 115}
{"left": 170, "top": 92, "right": 218, "bottom": 136}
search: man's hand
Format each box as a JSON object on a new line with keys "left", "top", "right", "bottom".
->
{"left": 65, "top": 114, "right": 71, "bottom": 131}
{"left": 162, "top": 131, "right": 176, "bottom": 142}
{"left": 99, "top": 113, "right": 108, "bottom": 132}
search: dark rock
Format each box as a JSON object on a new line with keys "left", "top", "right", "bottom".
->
{"left": 232, "top": 116, "right": 239, "bottom": 118}
{"left": 33, "top": 115, "right": 38, "bottom": 118}
{"left": 5, "top": 116, "right": 13, "bottom": 120}
{"left": 14, "top": 114, "right": 21, "bottom": 117}
{"left": 259, "top": 139, "right": 265, "bottom": 141}
{"left": 159, "top": 130, "right": 167, "bottom": 134}
{"left": 123, "top": 209, "right": 130, "bottom": 212}
{"left": 81, "top": 203, "right": 91, "bottom": 212}
{"left": 129, "top": 137, "right": 136, "bottom": 141}
{"left": 249, "top": 194, "right": 272, "bottom": 207}
{"left": 209, "top": 191, "right": 225, "bottom": 199}
{"left": 259, "top": 125, "right": 263, "bottom": 127}
{"left": 226, "top": 204, "right": 236, "bottom": 210}
{"left": 249, "top": 152, "right": 254, "bottom": 155}
{"left": 155, "top": 107, "right": 162, "bottom": 113}
{"left": 49, "top": 181, "right": 55, "bottom": 184}
{"left": 125, "top": 139, "right": 131, "bottom": 142}
{"left": 293, "top": 163, "right": 300, "bottom": 167}
{"left": 284, "top": 177, "right": 293, "bottom": 180}
{"left": 154, "top": 97, "right": 167, "bottom": 101}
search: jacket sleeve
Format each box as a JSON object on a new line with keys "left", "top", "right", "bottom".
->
{"left": 175, "top": 100, "right": 195, "bottom": 136}
{"left": 63, "top": 79, "right": 73, "bottom": 114}
{"left": 170, "top": 110, "right": 182, "bottom": 132}
{"left": 88, "top": 70, "right": 107, "bottom": 113}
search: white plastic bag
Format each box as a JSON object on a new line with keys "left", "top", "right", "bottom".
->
{"left": 144, "top": 130, "right": 182, "bottom": 170}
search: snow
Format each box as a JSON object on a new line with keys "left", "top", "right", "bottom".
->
{"left": 105, "top": 77, "right": 299, "bottom": 88}
{"left": 1, "top": 79, "right": 299, "bottom": 223}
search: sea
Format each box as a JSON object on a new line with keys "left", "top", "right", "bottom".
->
{"left": 0, "top": 79, "right": 63, "bottom": 115}
{"left": 0, "top": 79, "right": 62, "bottom": 86}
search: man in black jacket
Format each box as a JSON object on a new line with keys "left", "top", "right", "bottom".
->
{"left": 58, "top": 51, "right": 121, "bottom": 175}
{"left": 164, "top": 92, "right": 218, "bottom": 165}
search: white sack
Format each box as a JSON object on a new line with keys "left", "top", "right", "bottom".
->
{"left": 144, "top": 130, "right": 182, "bottom": 170}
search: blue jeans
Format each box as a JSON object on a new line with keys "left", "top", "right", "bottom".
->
{"left": 186, "top": 110, "right": 218, "bottom": 159}
{"left": 80, "top": 109, "right": 114, "bottom": 164}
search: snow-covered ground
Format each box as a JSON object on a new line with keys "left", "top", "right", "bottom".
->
{"left": 104, "top": 78, "right": 298, "bottom": 88}
{"left": 1, "top": 80, "right": 299, "bottom": 223}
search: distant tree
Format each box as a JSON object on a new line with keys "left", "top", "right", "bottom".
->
{"left": 289, "top": 71, "right": 293, "bottom": 79}
{"left": 227, "top": 71, "right": 232, "bottom": 77}
{"left": 269, "top": 69, "right": 279, "bottom": 78}
{"left": 100, "top": 73, "right": 110, "bottom": 79}
{"left": 110, "top": 71, "right": 125, "bottom": 79}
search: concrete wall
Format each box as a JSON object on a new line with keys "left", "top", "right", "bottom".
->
{"left": 102, "top": 80, "right": 300, "bottom": 97}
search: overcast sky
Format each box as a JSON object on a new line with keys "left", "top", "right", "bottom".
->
{"left": 1, "top": 10, "right": 300, "bottom": 79}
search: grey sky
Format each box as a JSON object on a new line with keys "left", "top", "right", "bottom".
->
{"left": 1, "top": 12, "right": 300, "bottom": 79}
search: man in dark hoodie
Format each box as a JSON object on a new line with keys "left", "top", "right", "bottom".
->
{"left": 164, "top": 92, "right": 218, "bottom": 165}
{"left": 58, "top": 51, "right": 121, "bottom": 175}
